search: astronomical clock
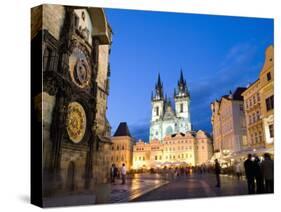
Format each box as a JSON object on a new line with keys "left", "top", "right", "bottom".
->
{"left": 66, "top": 101, "right": 87, "bottom": 144}
{"left": 68, "top": 47, "right": 92, "bottom": 89}
{"left": 40, "top": 7, "right": 103, "bottom": 192}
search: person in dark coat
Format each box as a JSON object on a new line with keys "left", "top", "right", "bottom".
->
{"left": 110, "top": 164, "right": 116, "bottom": 183}
{"left": 244, "top": 154, "right": 255, "bottom": 194}
{"left": 253, "top": 156, "right": 264, "bottom": 194}
{"left": 214, "top": 159, "right": 221, "bottom": 188}
{"left": 261, "top": 153, "right": 274, "bottom": 193}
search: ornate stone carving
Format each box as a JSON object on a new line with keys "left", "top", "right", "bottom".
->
{"left": 66, "top": 102, "right": 87, "bottom": 143}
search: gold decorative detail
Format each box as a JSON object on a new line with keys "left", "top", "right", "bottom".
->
{"left": 66, "top": 102, "right": 87, "bottom": 143}
{"left": 69, "top": 47, "right": 91, "bottom": 88}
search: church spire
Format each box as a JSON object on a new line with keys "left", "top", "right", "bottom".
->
{"left": 178, "top": 69, "right": 186, "bottom": 89}
{"left": 152, "top": 73, "right": 164, "bottom": 100}
{"left": 179, "top": 69, "right": 185, "bottom": 85}
{"left": 157, "top": 73, "right": 162, "bottom": 88}
{"left": 175, "top": 69, "right": 189, "bottom": 98}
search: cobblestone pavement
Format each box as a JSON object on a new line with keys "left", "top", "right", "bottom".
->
{"left": 110, "top": 173, "right": 168, "bottom": 203}
{"left": 132, "top": 173, "right": 250, "bottom": 202}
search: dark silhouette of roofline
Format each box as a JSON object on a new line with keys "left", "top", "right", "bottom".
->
{"left": 113, "top": 122, "right": 131, "bottom": 137}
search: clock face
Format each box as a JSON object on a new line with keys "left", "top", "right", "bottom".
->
{"left": 69, "top": 47, "right": 91, "bottom": 88}
{"left": 66, "top": 102, "right": 87, "bottom": 143}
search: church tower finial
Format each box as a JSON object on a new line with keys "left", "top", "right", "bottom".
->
{"left": 175, "top": 69, "right": 189, "bottom": 97}
{"left": 153, "top": 73, "right": 164, "bottom": 100}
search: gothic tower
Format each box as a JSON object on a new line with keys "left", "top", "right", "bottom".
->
{"left": 150, "top": 74, "right": 165, "bottom": 141}
{"left": 174, "top": 69, "right": 191, "bottom": 132}
{"left": 151, "top": 73, "right": 165, "bottom": 121}
{"left": 149, "top": 71, "right": 192, "bottom": 143}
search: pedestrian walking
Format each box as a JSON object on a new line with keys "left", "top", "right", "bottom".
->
{"left": 121, "top": 163, "right": 127, "bottom": 185}
{"left": 244, "top": 154, "right": 255, "bottom": 194}
{"left": 261, "top": 153, "right": 274, "bottom": 193}
{"left": 214, "top": 159, "right": 221, "bottom": 188}
{"left": 235, "top": 161, "right": 242, "bottom": 181}
{"left": 253, "top": 156, "right": 264, "bottom": 193}
{"left": 110, "top": 163, "right": 116, "bottom": 183}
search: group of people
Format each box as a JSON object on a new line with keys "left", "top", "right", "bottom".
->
{"left": 110, "top": 163, "right": 127, "bottom": 185}
{"left": 214, "top": 153, "right": 274, "bottom": 194}
{"left": 244, "top": 153, "right": 274, "bottom": 194}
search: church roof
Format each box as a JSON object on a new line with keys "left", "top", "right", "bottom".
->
{"left": 113, "top": 122, "right": 131, "bottom": 137}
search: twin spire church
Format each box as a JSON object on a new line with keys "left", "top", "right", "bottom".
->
{"left": 149, "top": 70, "right": 192, "bottom": 142}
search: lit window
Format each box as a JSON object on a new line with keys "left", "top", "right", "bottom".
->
{"left": 269, "top": 124, "right": 274, "bottom": 138}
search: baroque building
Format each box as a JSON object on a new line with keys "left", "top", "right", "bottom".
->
{"left": 150, "top": 71, "right": 191, "bottom": 142}
{"left": 111, "top": 122, "right": 135, "bottom": 170}
{"left": 241, "top": 45, "right": 274, "bottom": 152}
{"left": 241, "top": 80, "right": 264, "bottom": 149}
{"left": 31, "top": 5, "right": 113, "bottom": 205}
{"left": 133, "top": 131, "right": 213, "bottom": 169}
{"left": 210, "top": 88, "right": 247, "bottom": 156}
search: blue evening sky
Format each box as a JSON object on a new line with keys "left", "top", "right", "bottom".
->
{"left": 104, "top": 8, "right": 273, "bottom": 142}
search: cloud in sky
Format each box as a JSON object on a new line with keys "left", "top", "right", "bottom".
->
{"left": 110, "top": 42, "right": 268, "bottom": 140}
{"left": 189, "top": 42, "right": 262, "bottom": 131}
{"left": 106, "top": 9, "right": 273, "bottom": 141}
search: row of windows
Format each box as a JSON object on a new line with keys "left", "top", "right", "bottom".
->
{"left": 250, "top": 131, "right": 263, "bottom": 145}
{"left": 136, "top": 147, "right": 145, "bottom": 151}
{"left": 246, "top": 93, "right": 260, "bottom": 109}
{"left": 248, "top": 111, "right": 260, "bottom": 124}
{"left": 155, "top": 103, "right": 184, "bottom": 116}
{"left": 164, "top": 140, "right": 205, "bottom": 145}
{"left": 135, "top": 153, "right": 194, "bottom": 161}
{"left": 165, "top": 146, "right": 193, "bottom": 151}
{"left": 111, "top": 155, "right": 126, "bottom": 161}
{"left": 135, "top": 145, "right": 207, "bottom": 152}
{"left": 112, "top": 145, "right": 127, "bottom": 151}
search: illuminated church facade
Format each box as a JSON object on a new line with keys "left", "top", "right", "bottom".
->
{"left": 149, "top": 71, "right": 192, "bottom": 142}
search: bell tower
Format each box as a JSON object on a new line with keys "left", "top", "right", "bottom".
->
{"left": 151, "top": 73, "right": 165, "bottom": 121}
{"left": 174, "top": 69, "right": 191, "bottom": 132}
{"left": 150, "top": 74, "right": 165, "bottom": 141}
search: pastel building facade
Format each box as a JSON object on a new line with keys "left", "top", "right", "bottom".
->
{"left": 211, "top": 88, "right": 248, "bottom": 156}
{"left": 132, "top": 131, "right": 213, "bottom": 169}
{"left": 259, "top": 45, "right": 274, "bottom": 148}
{"left": 242, "top": 45, "right": 274, "bottom": 151}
